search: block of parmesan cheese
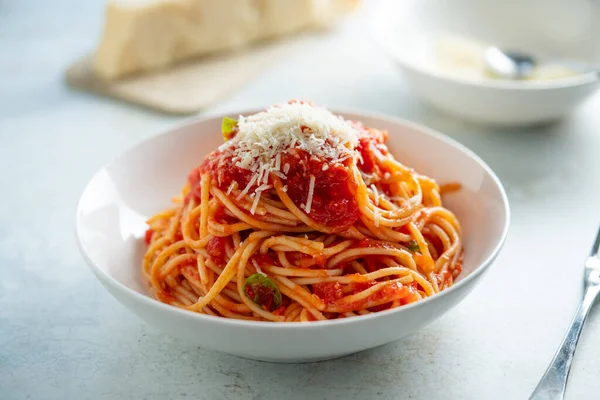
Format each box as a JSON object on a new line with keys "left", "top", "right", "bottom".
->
{"left": 93, "top": 0, "right": 359, "bottom": 80}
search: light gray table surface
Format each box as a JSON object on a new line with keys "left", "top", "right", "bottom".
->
{"left": 2, "top": 1, "right": 600, "bottom": 399}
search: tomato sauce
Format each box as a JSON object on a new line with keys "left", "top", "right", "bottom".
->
{"left": 356, "top": 127, "right": 389, "bottom": 174}
{"left": 244, "top": 282, "right": 277, "bottom": 311}
{"left": 314, "top": 279, "right": 411, "bottom": 313}
{"left": 200, "top": 151, "right": 254, "bottom": 190}
{"left": 281, "top": 149, "right": 360, "bottom": 231}
{"left": 288, "top": 252, "right": 326, "bottom": 268}
{"left": 206, "top": 236, "right": 228, "bottom": 266}
{"left": 252, "top": 252, "right": 278, "bottom": 267}
{"left": 144, "top": 229, "right": 153, "bottom": 245}
{"left": 190, "top": 127, "right": 384, "bottom": 231}
{"left": 312, "top": 282, "right": 344, "bottom": 305}
{"left": 180, "top": 265, "right": 201, "bottom": 282}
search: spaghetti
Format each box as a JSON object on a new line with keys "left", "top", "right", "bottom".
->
{"left": 143, "top": 102, "right": 463, "bottom": 322}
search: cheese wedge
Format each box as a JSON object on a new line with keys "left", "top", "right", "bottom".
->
{"left": 93, "top": 0, "right": 359, "bottom": 80}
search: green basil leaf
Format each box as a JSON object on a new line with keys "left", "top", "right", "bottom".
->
{"left": 221, "top": 117, "right": 238, "bottom": 140}
{"left": 407, "top": 240, "right": 421, "bottom": 253}
{"left": 243, "top": 273, "right": 282, "bottom": 311}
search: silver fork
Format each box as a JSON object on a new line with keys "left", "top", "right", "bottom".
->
{"left": 530, "top": 226, "right": 600, "bottom": 400}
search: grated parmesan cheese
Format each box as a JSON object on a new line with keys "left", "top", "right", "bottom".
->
{"left": 219, "top": 103, "right": 360, "bottom": 198}
{"left": 370, "top": 184, "right": 380, "bottom": 206}
{"left": 250, "top": 191, "right": 262, "bottom": 215}
{"left": 226, "top": 181, "right": 237, "bottom": 196}
{"left": 305, "top": 175, "right": 316, "bottom": 214}
{"left": 374, "top": 209, "right": 381, "bottom": 227}
{"left": 237, "top": 173, "right": 259, "bottom": 200}
{"left": 251, "top": 259, "right": 266, "bottom": 276}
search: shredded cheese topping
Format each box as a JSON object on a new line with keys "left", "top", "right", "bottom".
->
{"left": 220, "top": 102, "right": 359, "bottom": 178}
{"left": 304, "top": 175, "right": 316, "bottom": 214}
{"left": 219, "top": 103, "right": 364, "bottom": 215}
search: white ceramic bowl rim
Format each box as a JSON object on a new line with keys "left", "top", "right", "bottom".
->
{"left": 369, "top": 2, "right": 598, "bottom": 91}
{"left": 76, "top": 108, "right": 510, "bottom": 330}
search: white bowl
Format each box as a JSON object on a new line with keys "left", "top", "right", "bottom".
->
{"left": 371, "top": 0, "right": 600, "bottom": 126}
{"left": 76, "top": 110, "right": 510, "bottom": 362}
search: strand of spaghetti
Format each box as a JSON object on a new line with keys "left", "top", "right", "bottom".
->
{"left": 427, "top": 223, "right": 452, "bottom": 273}
{"left": 428, "top": 207, "right": 462, "bottom": 234}
{"left": 232, "top": 232, "right": 241, "bottom": 248}
{"left": 208, "top": 220, "right": 253, "bottom": 236}
{"left": 272, "top": 276, "right": 327, "bottom": 320}
{"left": 283, "top": 301, "right": 303, "bottom": 318}
{"left": 203, "top": 259, "right": 225, "bottom": 276}
{"left": 351, "top": 260, "right": 368, "bottom": 274}
{"left": 233, "top": 195, "right": 268, "bottom": 216}
{"left": 273, "top": 275, "right": 325, "bottom": 310}
{"left": 186, "top": 242, "right": 245, "bottom": 312}
{"left": 321, "top": 240, "right": 354, "bottom": 257}
{"left": 292, "top": 274, "right": 413, "bottom": 286}
{"left": 183, "top": 280, "right": 215, "bottom": 313}
{"left": 211, "top": 185, "right": 313, "bottom": 232}
{"left": 143, "top": 236, "right": 172, "bottom": 275}
{"left": 232, "top": 198, "right": 299, "bottom": 225}
{"left": 323, "top": 235, "right": 337, "bottom": 246}
{"left": 180, "top": 268, "right": 252, "bottom": 313}
{"left": 262, "top": 265, "right": 344, "bottom": 277}
{"left": 197, "top": 254, "right": 208, "bottom": 285}
{"left": 259, "top": 196, "right": 286, "bottom": 207}
{"left": 159, "top": 253, "right": 196, "bottom": 279}
{"left": 224, "top": 238, "right": 236, "bottom": 260}
{"left": 166, "top": 204, "right": 184, "bottom": 239}
{"left": 418, "top": 175, "right": 442, "bottom": 207}
{"left": 427, "top": 271, "right": 440, "bottom": 293}
{"left": 325, "top": 290, "right": 413, "bottom": 313}
{"left": 285, "top": 305, "right": 304, "bottom": 322}
{"left": 355, "top": 224, "right": 375, "bottom": 238}
{"left": 260, "top": 236, "right": 324, "bottom": 255}
{"left": 182, "top": 268, "right": 255, "bottom": 317}
{"left": 359, "top": 214, "right": 412, "bottom": 242}
{"left": 276, "top": 252, "right": 295, "bottom": 269}
{"left": 147, "top": 207, "right": 177, "bottom": 225}
{"left": 380, "top": 258, "right": 435, "bottom": 296}
{"left": 336, "top": 279, "right": 405, "bottom": 304}
{"left": 427, "top": 214, "right": 461, "bottom": 272}
{"left": 290, "top": 267, "right": 415, "bottom": 285}
{"left": 353, "top": 165, "right": 419, "bottom": 222}
{"left": 182, "top": 203, "right": 212, "bottom": 249}
{"left": 327, "top": 247, "right": 415, "bottom": 269}
{"left": 440, "top": 182, "right": 462, "bottom": 194}
{"left": 172, "top": 287, "right": 194, "bottom": 306}
{"left": 272, "top": 176, "right": 357, "bottom": 237}
{"left": 407, "top": 222, "right": 435, "bottom": 273}
{"left": 199, "top": 174, "right": 211, "bottom": 238}
{"left": 234, "top": 232, "right": 285, "bottom": 322}
{"left": 300, "top": 308, "right": 311, "bottom": 322}
{"left": 149, "top": 241, "right": 188, "bottom": 288}
{"left": 222, "top": 287, "right": 243, "bottom": 303}
{"left": 258, "top": 199, "right": 299, "bottom": 221}
{"left": 210, "top": 302, "right": 259, "bottom": 321}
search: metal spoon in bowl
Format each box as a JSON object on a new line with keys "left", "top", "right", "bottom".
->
{"left": 483, "top": 47, "right": 597, "bottom": 81}
{"left": 529, "top": 225, "right": 600, "bottom": 400}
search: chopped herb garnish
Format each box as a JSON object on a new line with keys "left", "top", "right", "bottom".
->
{"left": 221, "top": 117, "right": 238, "bottom": 141}
{"left": 407, "top": 240, "right": 421, "bottom": 253}
{"left": 243, "top": 273, "right": 282, "bottom": 311}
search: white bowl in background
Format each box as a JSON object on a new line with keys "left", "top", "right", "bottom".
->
{"left": 371, "top": 0, "right": 600, "bottom": 126}
{"left": 76, "top": 110, "right": 510, "bottom": 362}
